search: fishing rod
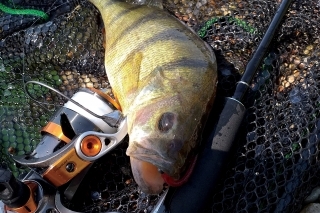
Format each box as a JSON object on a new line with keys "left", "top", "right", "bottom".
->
{"left": 155, "top": 0, "right": 293, "bottom": 212}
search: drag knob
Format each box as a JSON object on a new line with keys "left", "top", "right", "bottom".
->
{"left": 0, "top": 168, "right": 30, "bottom": 208}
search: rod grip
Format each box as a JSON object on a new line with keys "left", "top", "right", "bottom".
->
{"left": 211, "top": 97, "right": 246, "bottom": 151}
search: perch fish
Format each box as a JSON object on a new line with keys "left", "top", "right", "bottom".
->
{"left": 89, "top": 0, "right": 218, "bottom": 194}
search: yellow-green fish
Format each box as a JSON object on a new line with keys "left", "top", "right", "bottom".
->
{"left": 89, "top": 0, "right": 218, "bottom": 194}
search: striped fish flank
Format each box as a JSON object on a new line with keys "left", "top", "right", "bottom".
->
{"left": 89, "top": 0, "right": 218, "bottom": 194}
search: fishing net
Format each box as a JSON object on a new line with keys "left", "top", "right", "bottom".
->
{"left": 0, "top": 0, "right": 320, "bottom": 212}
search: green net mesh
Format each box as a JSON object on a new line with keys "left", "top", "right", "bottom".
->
{"left": 1, "top": 0, "right": 320, "bottom": 212}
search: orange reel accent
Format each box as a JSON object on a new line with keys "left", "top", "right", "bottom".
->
{"left": 87, "top": 87, "right": 122, "bottom": 111}
{"left": 5, "top": 182, "right": 38, "bottom": 213}
{"left": 81, "top": 135, "right": 102, "bottom": 157}
{"left": 42, "top": 148, "right": 91, "bottom": 187}
{"left": 41, "top": 122, "right": 71, "bottom": 143}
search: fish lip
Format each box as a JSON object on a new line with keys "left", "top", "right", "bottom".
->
{"left": 126, "top": 143, "right": 174, "bottom": 173}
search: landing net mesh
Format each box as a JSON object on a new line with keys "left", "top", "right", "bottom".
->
{"left": 1, "top": 0, "right": 320, "bottom": 212}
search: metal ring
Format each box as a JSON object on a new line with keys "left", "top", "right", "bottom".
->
{"left": 236, "top": 81, "right": 250, "bottom": 87}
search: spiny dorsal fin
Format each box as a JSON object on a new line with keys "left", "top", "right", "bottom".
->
{"left": 125, "top": 0, "right": 163, "bottom": 9}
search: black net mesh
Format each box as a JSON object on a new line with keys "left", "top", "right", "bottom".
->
{"left": 1, "top": 0, "right": 320, "bottom": 212}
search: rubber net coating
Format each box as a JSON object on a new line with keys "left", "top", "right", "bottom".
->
{"left": 0, "top": 0, "right": 320, "bottom": 212}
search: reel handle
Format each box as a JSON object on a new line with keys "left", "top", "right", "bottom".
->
{"left": 0, "top": 168, "right": 29, "bottom": 208}
{"left": 0, "top": 168, "right": 38, "bottom": 213}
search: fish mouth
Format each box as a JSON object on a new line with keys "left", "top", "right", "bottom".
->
{"left": 126, "top": 143, "right": 174, "bottom": 194}
{"left": 126, "top": 142, "right": 175, "bottom": 174}
{"left": 127, "top": 142, "right": 199, "bottom": 194}
{"left": 129, "top": 154, "right": 199, "bottom": 194}
{"left": 130, "top": 157, "right": 165, "bottom": 194}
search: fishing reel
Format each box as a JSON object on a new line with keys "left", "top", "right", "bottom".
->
{"left": 0, "top": 82, "right": 128, "bottom": 213}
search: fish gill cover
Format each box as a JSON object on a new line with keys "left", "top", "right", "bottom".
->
{"left": 0, "top": 0, "right": 320, "bottom": 212}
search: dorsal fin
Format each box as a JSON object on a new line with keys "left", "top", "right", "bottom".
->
{"left": 125, "top": 0, "right": 163, "bottom": 9}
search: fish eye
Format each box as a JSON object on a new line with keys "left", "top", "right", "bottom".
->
{"left": 158, "top": 112, "right": 175, "bottom": 133}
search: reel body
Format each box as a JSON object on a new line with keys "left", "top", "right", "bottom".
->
{"left": 0, "top": 86, "right": 127, "bottom": 213}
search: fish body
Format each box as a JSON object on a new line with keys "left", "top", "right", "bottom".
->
{"left": 89, "top": 0, "right": 217, "bottom": 194}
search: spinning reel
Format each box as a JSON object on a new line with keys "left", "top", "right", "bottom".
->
{"left": 0, "top": 82, "right": 128, "bottom": 213}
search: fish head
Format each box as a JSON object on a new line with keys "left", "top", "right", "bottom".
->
{"left": 126, "top": 93, "right": 203, "bottom": 194}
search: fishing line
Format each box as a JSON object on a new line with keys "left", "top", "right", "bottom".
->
{"left": 24, "top": 80, "right": 85, "bottom": 113}
{"left": 24, "top": 81, "right": 122, "bottom": 125}
{"left": 19, "top": 0, "right": 49, "bottom": 112}
{"left": 19, "top": 0, "right": 81, "bottom": 110}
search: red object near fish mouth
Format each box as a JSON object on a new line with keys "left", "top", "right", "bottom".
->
{"left": 161, "top": 155, "right": 198, "bottom": 187}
